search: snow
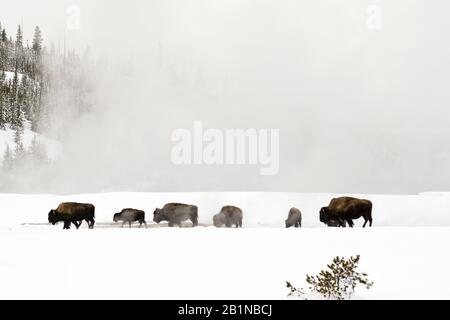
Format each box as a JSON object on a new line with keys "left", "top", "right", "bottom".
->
{"left": 1, "top": 191, "right": 450, "bottom": 299}
{"left": 0, "top": 122, "right": 60, "bottom": 162}
{"left": 2, "top": 71, "right": 24, "bottom": 83}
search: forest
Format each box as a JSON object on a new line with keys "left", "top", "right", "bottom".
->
{"left": 0, "top": 21, "right": 94, "bottom": 170}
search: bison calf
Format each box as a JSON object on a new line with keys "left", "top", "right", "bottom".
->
{"left": 113, "top": 208, "right": 147, "bottom": 228}
{"left": 285, "top": 207, "right": 302, "bottom": 228}
{"left": 153, "top": 203, "right": 198, "bottom": 227}
{"left": 213, "top": 206, "right": 243, "bottom": 228}
{"left": 48, "top": 202, "right": 95, "bottom": 230}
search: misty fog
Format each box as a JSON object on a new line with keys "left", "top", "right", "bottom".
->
{"left": 1, "top": 0, "right": 450, "bottom": 194}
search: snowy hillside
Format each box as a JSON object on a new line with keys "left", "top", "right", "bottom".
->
{"left": 1, "top": 191, "right": 450, "bottom": 299}
{"left": 0, "top": 122, "right": 60, "bottom": 163}
{"left": 2, "top": 71, "right": 24, "bottom": 83}
{"left": 1, "top": 70, "right": 58, "bottom": 162}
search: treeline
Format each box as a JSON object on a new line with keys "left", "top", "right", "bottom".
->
{"left": 0, "top": 21, "right": 95, "bottom": 172}
{"left": 0, "top": 23, "right": 42, "bottom": 134}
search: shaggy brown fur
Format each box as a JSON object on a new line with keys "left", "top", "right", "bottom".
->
{"left": 285, "top": 207, "right": 302, "bottom": 228}
{"left": 113, "top": 208, "right": 146, "bottom": 228}
{"left": 153, "top": 203, "right": 198, "bottom": 227}
{"left": 48, "top": 202, "right": 95, "bottom": 230}
{"left": 213, "top": 206, "right": 243, "bottom": 228}
{"left": 320, "top": 197, "right": 373, "bottom": 228}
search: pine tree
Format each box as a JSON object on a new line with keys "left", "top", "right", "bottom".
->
{"left": 0, "top": 73, "right": 6, "bottom": 129}
{"left": 18, "top": 74, "right": 29, "bottom": 120}
{"left": 15, "top": 25, "right": 23, "bottom": 49}
{"left": 9, "top": 68, "right": 21, "bottom": 128}
{"left": 13, "top": 126, "right": 23, "bottom": 145}
{"left": 14, "top": 138, "right": 25, "bottom": 162}
{"left": 30, "top": 135, "right": 47, "bottom": 163}
{"left": 14, "top": 25, "right": 24, "bottom": 73}
{"left": 0, "top": 91, "right": 5, "bottom": 129}
{"left": 32, "top": 26, "right": 42, "bottom": 55}
{"left": 2, "top": 144, "right": 14, "bottom": 171}
{"left": 0, "top": 27, "right": 6, "bottom": 71}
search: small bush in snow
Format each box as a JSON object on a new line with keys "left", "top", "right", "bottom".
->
{"left": 305, "top": 255, "right": 373, "bottom": 300}
{"left": 286, "top": 281, "right": 305, "bottom": 298}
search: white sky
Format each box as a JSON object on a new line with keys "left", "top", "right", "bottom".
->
{"left": 2, "top": 1, "right": 450, "bottom": 193}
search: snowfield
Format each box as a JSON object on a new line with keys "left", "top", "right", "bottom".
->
{"left": 1, "top": 192, "right": 450, "bottom": 299}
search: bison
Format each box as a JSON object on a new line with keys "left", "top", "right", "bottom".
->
{"left": 326, "top": 219, "right": 347, "bottom": 227}
{"left": 213, "top": 206, "right": 243, "bottom": 228}
{"left": 285, "top": 207, "right": 302, "bottom": 228}
{"left": 48, "top": 202, "right": 95, "bottom": 230}
{"left": 320, "top": 197, "right": 373, "bottom": 228}
{"left": 153, "top": 203, "right": 198, "bottom": 227}
{"left": 113, "top": 208, "right": 147, "bottom": 228}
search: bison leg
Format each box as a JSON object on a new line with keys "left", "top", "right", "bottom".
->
{"left": 72, "top": 221, "right": 81, "bottom": 229}
{"left": 346, "top": 219, "right": 354, "bottom": 228}
{"left": 128, "top": 221, "right": 132, "bottom": 228}
{"left": 365, "top": 216, "right": 373, "bottom": 227}
{"left": 63, "top": 221, "right": 71, "bottom": 229}
{"left": 121, "top": 221, "right": 125, "bottom": 228}
{"left": 138, "top": 220, "right": 147, "bottom": 228}
{"left": 191, "top": 218, "right": 198, "bottom": 227}
{"left": 88, "top": 219, "right": 95, "bottom": 229}
{"left": 339, "top": 219, "right": 348, "bottom": 228}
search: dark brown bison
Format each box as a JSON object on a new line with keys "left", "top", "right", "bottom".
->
{"left": 213, "top": 206, "right": 243, "bottom": 228}
{"left": 285, "top": 207, "right": 302, "bottom": 228}
{"left": 327, "top": 219, "right": 347, "bottom": 227}
{"left": 153, "top": 203, "right": 198, "bottom": 227}
{"left": 113, "top": 208, "right": 147, "bottom": 228}
{"left": 320, "top": 197, "right": 373, "bottom": 228}
{"left": 48, "top": 202, "right": 95, "bottom": 230}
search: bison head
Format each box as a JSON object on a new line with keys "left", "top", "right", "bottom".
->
{"left": 213, "top": 214, "right": 223, "bottom": 228}
{"left": 319, "top": 207, "right": 330, "bottom": 224}
{"left": 153, "top": 208, "right": 163, "bottom": 223}
{"left": 48, "top": 209, "right": 59, "bottom": 225}
{"left": 285, "top": 219, "right": 292, "bottom": 228}
{"left": 113, "top": 212, "right": 121, "bottom": 222}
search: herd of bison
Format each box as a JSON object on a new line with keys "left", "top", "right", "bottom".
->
{"left": 47, "top": 196, "right": 373, "bottom": 230}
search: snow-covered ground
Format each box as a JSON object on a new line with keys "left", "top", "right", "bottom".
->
{"left": 1, "top": 191, "right": 450, "bottom": 299}
{"left": 2, "top": 71, "right": 24, "bottom": 83}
